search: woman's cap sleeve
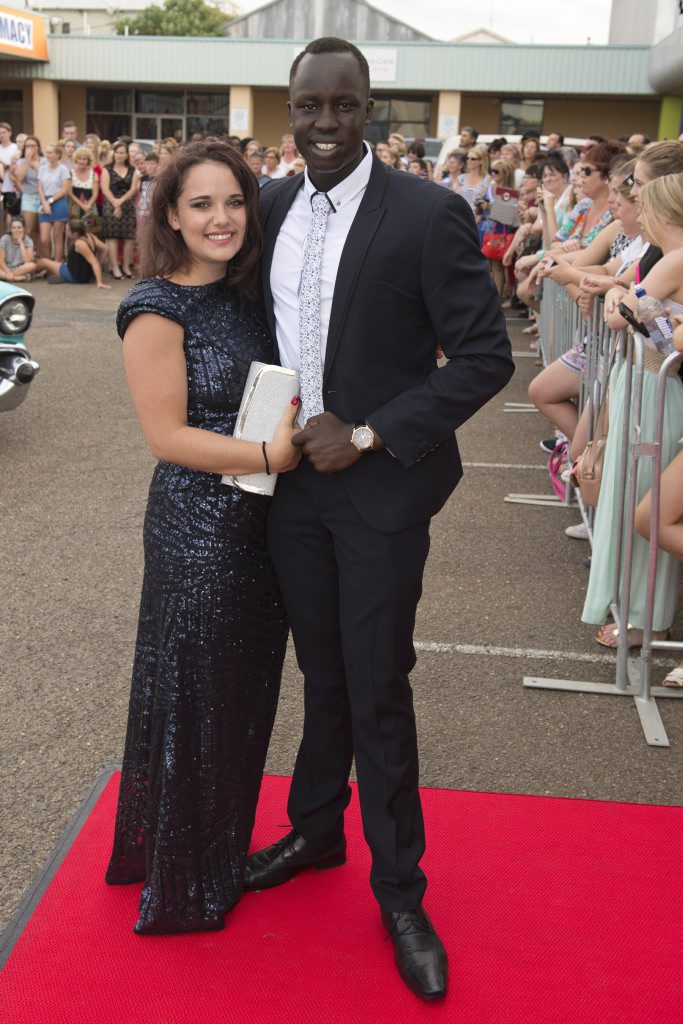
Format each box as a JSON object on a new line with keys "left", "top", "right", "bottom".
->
{"left": 116, "top": 280, "right": 183, "bottom": 340}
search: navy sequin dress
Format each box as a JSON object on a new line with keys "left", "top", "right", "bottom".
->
{"left": 105, "top": 277, "right": 288, "bottom": 935}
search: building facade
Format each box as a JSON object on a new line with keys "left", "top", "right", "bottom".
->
{"left": 0, "top": 0, "right": 681, "bottom": 149}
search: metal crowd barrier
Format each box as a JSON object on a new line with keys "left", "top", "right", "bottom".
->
{"left": 522, "top": 284, "right": 683, "bottom": 747}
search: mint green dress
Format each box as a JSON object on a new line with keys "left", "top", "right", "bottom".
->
{"left": 582, "top": 315, "right": 683, "bottom": 632}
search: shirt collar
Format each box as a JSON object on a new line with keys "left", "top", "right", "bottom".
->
{"left": 303, "top": 142, "right": 372, "bottom": 213}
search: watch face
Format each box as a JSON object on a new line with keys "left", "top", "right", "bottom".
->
{"left": 353, "top": 425, "right": 374, "bottom": 451}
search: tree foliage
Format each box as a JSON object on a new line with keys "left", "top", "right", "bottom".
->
{"left": 116, "top": 0, "right": 231, "bottom": 37}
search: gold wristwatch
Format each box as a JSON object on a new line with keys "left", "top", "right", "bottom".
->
{"left": 351, "top": 423, "right": 375, "bottom": 452}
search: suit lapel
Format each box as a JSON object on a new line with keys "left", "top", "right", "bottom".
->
{"left": 261, "top": 175, "right": 304, "bottom": 341}
{"left": 323, "top": 158, "right": 389, "bottom": 381}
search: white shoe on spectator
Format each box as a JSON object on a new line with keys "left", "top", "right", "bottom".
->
{"left": 565, "top": 522, "right": 589, "bottom": 540}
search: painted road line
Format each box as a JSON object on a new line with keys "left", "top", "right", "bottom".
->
{"left": 463, "top": 462, "right": 548, "bottom": 470}
{"left": 413, "top": 640, "right": 675, "bottom": 667}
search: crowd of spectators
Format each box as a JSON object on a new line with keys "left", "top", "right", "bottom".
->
{"left": 2, "top": 114, "right": 683, "bottom": 684}
{"left": 508, "top": 131, "right": 683, "bottom": 688}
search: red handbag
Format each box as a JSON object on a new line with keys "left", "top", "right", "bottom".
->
{"left": 481, "top": 231, "right": 514, "bottom": 261}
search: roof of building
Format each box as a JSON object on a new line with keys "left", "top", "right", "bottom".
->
{"left": 1, "top": 35, "right": 657, "bottom": 97}
{"left": 225, "top": 0, "right": 432, "bottom": 41}
{"left": 451, "top": 27, "right": 513, "bottom": 45}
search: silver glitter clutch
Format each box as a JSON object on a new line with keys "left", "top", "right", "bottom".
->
{"left": 223, "top": 362, "right": 300, "bottom": 496}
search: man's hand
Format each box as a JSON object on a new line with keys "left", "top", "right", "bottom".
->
{"left": 292, "top": 411, "right": 383, "bottom": 474}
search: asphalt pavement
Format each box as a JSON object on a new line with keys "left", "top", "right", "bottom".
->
{"left": 1, "top": 278, "right": 681, "bottom": 932}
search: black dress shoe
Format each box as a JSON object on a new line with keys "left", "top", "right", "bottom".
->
{"left": 243, "top": 830, "right": 346, "bottom": 891}
{"left": 381, "top": 906, "right": 448, "bottom": 1001}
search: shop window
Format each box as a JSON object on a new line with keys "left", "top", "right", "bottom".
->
{"left": 85, "top": 89, "right": 229, "bottom": 143}
{"left": 186, "top": 116, "right": 230, "bottom": 137}
{"left": 365, "top": 94, "right": 431, "bottom": 144}
{"left": 136, "top": 91, "right": 184, "bottom": 116}
{"left": 0, "top": 90, "right": 23, "bottom": 135}
{"left": 87, "top": 89, "right": 132, "bottom": 114}
{"left": 187, "top": 93, "right": 229, "bottom": 117}
{"left": 500, "top": 99, "right": 544, "bottom": 136}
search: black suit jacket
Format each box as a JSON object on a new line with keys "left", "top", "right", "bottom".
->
{"left": 261, "top": 157, "right": 514, "bottom": 533}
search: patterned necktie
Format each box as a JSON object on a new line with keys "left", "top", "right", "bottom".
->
{"left": 298, "top": 191, "right": 332, "bottom": 424}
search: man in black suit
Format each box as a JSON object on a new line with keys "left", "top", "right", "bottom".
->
{"left": 245, "top": 37, "right": 514, "bottom": 1001}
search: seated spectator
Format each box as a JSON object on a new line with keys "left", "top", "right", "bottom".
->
{"left": 35, "top": 218, "right": 110, "bottom": 287}
{"left": 529, "top": 158, "right": 645, "bottom": 462}
{"left": 546, "top": 131, "right": 564, "bottom": 151}
{"left": 0, "top": 215, "right": 36, "bottom": 281}
{"left": 634, "top": 313, "right": 683, "bottom": 685}
{"left": 583, "top": 173, "right": 683, "bottom": 649}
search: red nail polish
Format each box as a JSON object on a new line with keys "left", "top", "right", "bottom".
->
{"left": 291, "top": 396, "right": 300, "bottom": 405}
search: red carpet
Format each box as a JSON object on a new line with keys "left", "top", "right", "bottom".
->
{"left": 1, "top": 773, "right": 681, "bottom": 1023}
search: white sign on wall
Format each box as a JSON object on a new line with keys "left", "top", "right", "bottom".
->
{"left": 291, "top": 46, "right": 397, "bottom": 84}
{"left": 230, "top": 108, "right": 249, "bottom": 132}
{"left": 361, "top": 48, "right": 397, "bottom": 83}
{"left": 438, "top": 115, "right": 459, "bottom": 140}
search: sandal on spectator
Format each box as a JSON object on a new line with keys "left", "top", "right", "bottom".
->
{"left": 662, "top": 665, "right": 683, "bottom": 688}
{"left": 595, "top": 623, "right": 670, "bottom": 649}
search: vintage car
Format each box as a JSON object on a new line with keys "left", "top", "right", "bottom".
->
{"left": 0, "top": 280, "right": 39, "bottom": 412}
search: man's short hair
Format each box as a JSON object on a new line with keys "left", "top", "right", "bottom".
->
{"left": 0, "top": 122, "right": 11, "bottom": 133}
{"left": 290, "top": 37, "right": 370, "bottom": 96}
{"left": 145, "top": 152, "right": 159, "bottom": 164}
{"left": 62, "top": 120, "right": 76, "bottom": 129}
{"left": 548, "top": 131, "right": 564, "bottom": 145}
{"left": 461, "top": 125, "right": 478, "bottom": 140}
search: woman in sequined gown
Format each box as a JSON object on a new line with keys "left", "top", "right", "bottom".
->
{"left": 105, "top": 140, "right": 300, "bottom": 935}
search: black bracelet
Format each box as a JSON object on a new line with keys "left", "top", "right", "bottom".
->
{"left": 261, "top": 440, "right": 271, "bottom": 475}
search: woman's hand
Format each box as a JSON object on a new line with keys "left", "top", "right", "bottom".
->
{"left": 560, "top": 238, "right": 582, "bottom": 253}
{"left": 603, "top": 285, "right": 629, "bottom": 326}
{"left": 543, "top": 256, "right": 573, "bottom": 285}
{"left": 580, "top": 273, "right": 612, "bottom": 296}
{"left": 671, "top": 314, "right": 683, "bottom": 353}
{"left": 514, "top": 253, "right": 538, "bottom": 280}
{"left": 264, "top": 399, "right": 302, "bottom": 474}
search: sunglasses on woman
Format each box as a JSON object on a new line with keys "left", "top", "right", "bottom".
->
{"left": 580, "top": 166, "right": 599, "bottom": 177}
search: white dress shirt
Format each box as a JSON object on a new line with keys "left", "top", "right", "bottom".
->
{"left": 270, "top": 143, "right": 373, "bottom": 373}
